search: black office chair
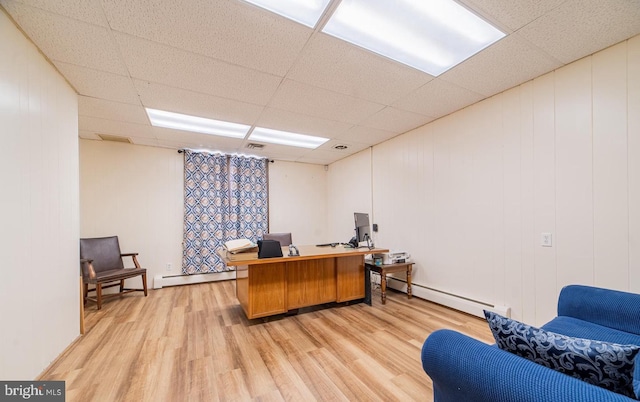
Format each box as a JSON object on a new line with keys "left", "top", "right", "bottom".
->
{"left": 263, "top": 232, "right": 292, "bottom": 247}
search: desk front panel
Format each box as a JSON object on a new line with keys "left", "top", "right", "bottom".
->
{"left": 231, "top": 246, "right": 388, "bottom": 319}
{"left": 249, "top": 262, "right": 287, "bottom": 319}
{"left": 286, "top": 258, "right": 336, "bottom": 309}
{"left": 336, "top": 255, "right": 365, "bottom": 302}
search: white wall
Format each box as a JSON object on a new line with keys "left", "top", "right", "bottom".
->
{"left": 0, "top": 10, "right": 79, "bottom": 379}
{"left": 268, "top": 161, "right": 328, "bottom": 245}
{"left": 79, "top": 143, "right": 329, "bottom": 281}
{"left": 327, "top": 149, "right": 373, "bottom": 243}
{"left": 79, "top": 140, "right": 184, "bottom": 282}
{"left": 327, "top": 35, "right": 640, "bottom": 326}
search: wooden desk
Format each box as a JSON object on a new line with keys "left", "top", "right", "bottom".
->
{"left": 222, "top": 245, "right": 388, "bottom": 319}
{"left": 365, "top": 262, "right": 413, "bottom": 305}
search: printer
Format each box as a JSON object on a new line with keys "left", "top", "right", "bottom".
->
{"left": 380, "top": 251, "right": 410, "bottom": 265}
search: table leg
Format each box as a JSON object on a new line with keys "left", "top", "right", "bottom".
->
{"left": 407, "top": 266, "right": 412, "bottom": 299}
{"left": 381, "top": 273, "right": 387, "bottom": 304}
{"left": 364, "top": 264, "right": 372, "bottom": 306}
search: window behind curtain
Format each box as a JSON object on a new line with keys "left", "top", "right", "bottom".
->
{"left": 182, "top": 150, "right": 268, "bottom": 274}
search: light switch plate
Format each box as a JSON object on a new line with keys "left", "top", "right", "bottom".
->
{"left": 541, "top": 233, "right": 552, "bottom": 247}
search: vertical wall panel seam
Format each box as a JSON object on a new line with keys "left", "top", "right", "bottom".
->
{"left": 627, "top": 40, "right": 631, "bottom": 287}
{"left": 530, "top": 84, "right": 537, "bottom": 322}
{"left": 591, "top": 56, "right": 595, "bottom": 285}
{"left": 553, "top": 71, "right": 560, "bottom": 300}
{"left": 501, "top": 96, "right": 507, "bottom": 308}
{"left": 369, "top": 146, "right": 374, "bottom": 227}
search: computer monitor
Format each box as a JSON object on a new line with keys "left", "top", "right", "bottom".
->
{"left": 354, "top": 212, "right": 372, "bottom": 248}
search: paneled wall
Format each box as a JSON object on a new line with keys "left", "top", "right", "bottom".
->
{"left": 268, "top": 161, "right": 328, "bottom": 245}
{"left": 79, "top": 140, "right": 184, "bottom": 282}
{"left": 0, "top": 10, "right": 79, "bottom": 379}
{"left": 327, "top": 149, "right": 372, "bottom": 243}
{"left": 328, "top": 35, "right": 640, "bottom": 326}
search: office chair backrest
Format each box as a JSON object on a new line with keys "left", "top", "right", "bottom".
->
{"left": 263, "top": 232, "right": 292, "bottom": 247}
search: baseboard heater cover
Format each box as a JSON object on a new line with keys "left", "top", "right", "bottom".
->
{"left": 153, "top": 271, "right": 236, "bottom": 289}
{"left": 385, "top": 277, "right": 510, "bottom": 318}
{"left": 153, "top": 272, "right": 509, "bottom": 318}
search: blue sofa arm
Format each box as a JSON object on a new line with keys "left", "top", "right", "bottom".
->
{"left": 421, "top": 329, "right": 634, "bottom": 402}
{"left": 558, "top": 285, "right": 640, "bottom": 335}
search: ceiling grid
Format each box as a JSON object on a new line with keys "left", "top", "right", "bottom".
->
{"left": 1, "top": 0, "right": 639, "bottom": 164}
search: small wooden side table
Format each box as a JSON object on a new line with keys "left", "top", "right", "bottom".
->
{"left": 365, "top": 262, "right": 413, "bottom": 304}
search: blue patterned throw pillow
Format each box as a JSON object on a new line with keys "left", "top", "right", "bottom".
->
{"left": 484, "top": 310, "right": 640, "bottom": 399}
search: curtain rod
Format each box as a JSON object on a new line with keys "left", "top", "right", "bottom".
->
{"left": 177, "top": 149, "right": 273, "bottom": 163}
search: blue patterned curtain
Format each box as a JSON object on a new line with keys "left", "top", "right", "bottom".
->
{"left": 229, "top": 155, "right": 269, "bottom": 240}
{"left": 183, "top": 151, "right": 268, "bottom": 274}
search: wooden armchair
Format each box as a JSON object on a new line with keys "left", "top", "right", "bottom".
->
{"left": 80, "top": 236, "right": 148, "bottom": 309}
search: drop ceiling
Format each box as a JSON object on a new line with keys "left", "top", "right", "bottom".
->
{"left": 2, "top": 0, "right": 640, "bottom": 165}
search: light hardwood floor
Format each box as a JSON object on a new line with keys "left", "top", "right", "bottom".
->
{"left": 41, "top": 280, "right": 493, "bottom": 401}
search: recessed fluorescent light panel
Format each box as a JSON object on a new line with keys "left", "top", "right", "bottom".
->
{"left": 146, "top": 108, "right": 250, "bottom": 138}
{"left": 322, "top": 0, "right": 505, "bottom": 76}
{"left": 249, "top": 127, "right": 329, "bottom": 149}
{"left": 243, "top": 0, "right": 331, "bottom": 28}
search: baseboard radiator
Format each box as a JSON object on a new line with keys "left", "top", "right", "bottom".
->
{"left": 154, "top": 271, "right": 236, "bottom": 289}
{"left": 154, "top": 271, "right": 510, "bottom": 319}
{"left": 385, "top": 276, "right": 510, "bottom": 319}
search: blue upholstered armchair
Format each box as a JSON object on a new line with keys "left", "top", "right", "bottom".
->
{"left": 421, "top": 285, "right": 640, "bottom": 402}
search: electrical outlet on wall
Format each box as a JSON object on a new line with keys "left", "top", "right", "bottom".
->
{"left": 166, "top": 263, "right": 172, "bottom": 271}
{"left": 541, "top": 233, "right": 553, "bottom": 247}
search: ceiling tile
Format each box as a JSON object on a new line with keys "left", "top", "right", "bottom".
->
{"left": 359, "top": 107, "right": 434, "bottom": 133}
{"left": 393, "top": 79, "right": 485, "bottom": 118}
{"left": 6, "top": 0, "right": 108, "bottom": 26}
{"left": 459, "top": 0, "right": 566, "bottom": 31}
{"left": 316, "top": 139, "right": 370, "bottom": 155}
{"left": 286, "top": 33, "right": 433, "bottom": 105}
{"left": 152, "top": 126, "right": 244, "bottom": 149}
{"left": 79, "top": 116, "right": 155, "bottom": 139}
{"left": 517, "top": 0, "right": 640, "bottom": 64}
{"left": 134, "top": 80, "right": 264, "bottom": 126}
{"left": 236, "top": 142, "right": 310, "bottom": 159}
{"left": 440, "top": 34, "right": 562, "bottom": 97}
{"left": 334, "top": 125, "right": 398, "bottom": 145}
{"left": 156, "top": 139, "right": 240, "bottom": 155}
{"left": 78, "top": 96, "right": 149, "bottom": 125}
{"left": 1, "top": 1, "right": 127, "bottom": 75}
{"left": 269, "top": 79, "right": 384, "bottom": 125}
{"left": 115, "top": 33, "right": 282, "bottom": 106}
{"left": 54, "top": 62, "right": 140, "bottom": 105}
{"left": 101, "top": 0, "right": 312, "bottom": 76}
{"left": 255, "top": 107, "right": 352, "bottom": 139}
{"left": 6, "top": 0, "right": 640, "bottom": 164}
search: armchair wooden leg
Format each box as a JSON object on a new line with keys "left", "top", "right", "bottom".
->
{"left": 83, "top": 283, "right": 88, "bottom": 305}
{"left": 142, "top": 273, "right": 148, "bottom": 296}
{"left": 96, "top": 283, "right": 103, "bottom": 310}
{"left": 119, "top": 279, "right": 125, "bottom": 293}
